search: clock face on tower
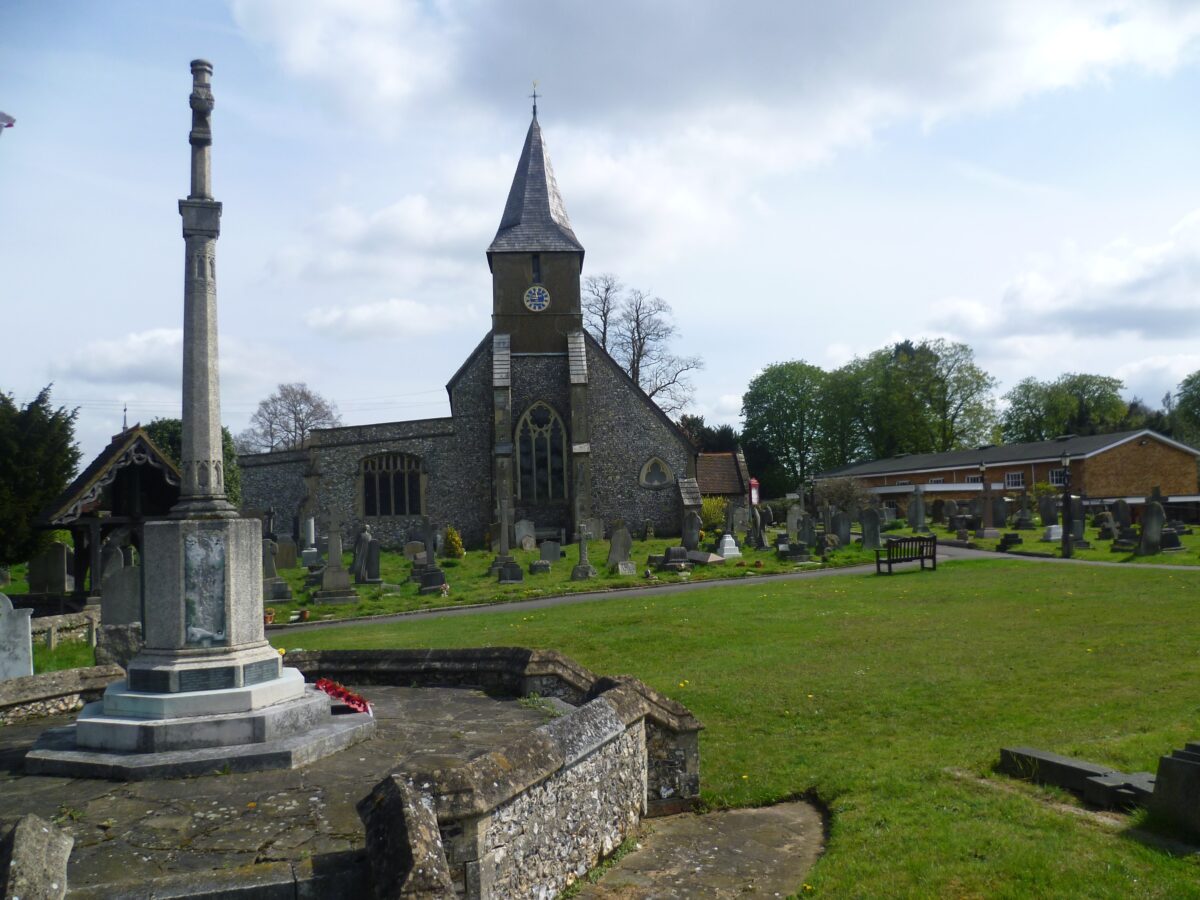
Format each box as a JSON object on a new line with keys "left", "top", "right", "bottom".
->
{"left": 523, "top": 284, "right": 551, "bottom": 312}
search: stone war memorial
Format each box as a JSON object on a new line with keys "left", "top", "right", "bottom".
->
{"left": 1, "top": 61, "right": 703, "bottom": 900}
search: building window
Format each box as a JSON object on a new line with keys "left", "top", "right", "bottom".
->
{"left": 965, "top": 474, "right": 983, "bottom": 484}
{"left": 895, "top": 480, "right": 911, "bottom": 486}
{"left": 516, "top": 402, "right": 567, "bottom": 502}
{"left": 362, "top": 453, "right": 422, "bottom": 517}
{"left": 531, "top": 253, "right": 541, "bottom": 284}
{"left": 1004, "top": 472, "right": 1025, "bottom": 489}
{"left": 927, "top": 477, "right": 944, "bottom": 485}
{"left": 639, "top": 457, "right": 674, "bottom": 488}
{"left": 1049, "top": 468, "right": 1068, "bottom": 486}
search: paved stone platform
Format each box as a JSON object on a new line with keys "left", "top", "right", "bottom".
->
{"left": 0, "top": 685, "right": 551, "bottom": 896}
{"left": 577, "top": 800, "right": 824, "bottom": 899}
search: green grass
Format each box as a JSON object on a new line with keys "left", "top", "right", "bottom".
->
{"left": 275, "top": 559, "right": 1200, "bottom": 897}
{"left": 32, "top": 640, "right": 95, "bottom": 674}
{"left": 2, "top": 562, "right": 30, "bottom": 595}
{"left": 935, "top": 521, "right": 1200, "bottom": 565}
{"left": 266, "top": 535, "right": 877, "bottom": 623}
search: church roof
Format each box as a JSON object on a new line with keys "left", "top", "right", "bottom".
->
{"left": 487, "top": 114, "right": 584, "bottom": 264}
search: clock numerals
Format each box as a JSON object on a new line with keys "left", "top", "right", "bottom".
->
{"left": 524, "top": 285, "right": 551, "bottom": 312}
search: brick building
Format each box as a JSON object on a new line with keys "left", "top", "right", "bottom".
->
{"left": 240, "top": 109, "right": 696, "bottom": 547}
{"left": 815, "top": 430, "right": 1200, "bottom": 511}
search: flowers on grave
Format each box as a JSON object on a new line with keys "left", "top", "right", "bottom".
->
{"left": 314, "top": 678, "right": 371, "bottom": 715}
{"left": 264, "top": 607, "right": 276, "bottom": 625}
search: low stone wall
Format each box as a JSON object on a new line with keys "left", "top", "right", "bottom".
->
{"left": 288, "top": 648, "right": 702, "bottom": 899}
{"left": 30, "top": 610, "right": 99, "bottom": 646}
{"left": 0, "top": 666, "right": 123, "bottom": 725}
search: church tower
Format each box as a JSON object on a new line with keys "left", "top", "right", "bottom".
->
{"left": 487, "top": 105, "right": 594, "bottom": 537}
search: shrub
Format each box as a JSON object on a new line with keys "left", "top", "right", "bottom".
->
{"left": 700, "top": 496, "right": 728, "bottom": 531}
{"left": 443, "top": 525, "right": 465, "bottom": 559}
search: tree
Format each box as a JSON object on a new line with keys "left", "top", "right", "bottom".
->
{"left": 1001, "top": 373, "right": 1126, "bottom": 442}
{"left": 901, "top": 339, "right": 998, "bottom": 452}
{"left": 741, "top": 361, "right": 826, "bottom": 494}
{"left": 609, "top": 290, "right": 703, "bottom": 415}
{"left": 582, "top": 273, "right": 622, "bottom": 352}
{"left": 144, "top": 418, "right": 242, "bottom": 507}
{"left": 0, "top": 386, "right": 81, "bottom": 566}
{"left": 814, "top": 476, "right": 872, "bottom": 514}
{"left": 814, "top": 363, "right": 867, "bottom": 471}
{"left": 236, "top": 383, "right": 342, "bottom": 452}
{"left": 1176, "top": 370, "right": 1200, "bottom": 444}
{"left": 677, "top": 414, "right": 741, "bottom": 452}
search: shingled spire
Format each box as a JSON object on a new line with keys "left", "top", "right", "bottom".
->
{"left": 487, "top": 112, "right": 584, "bottom": 266}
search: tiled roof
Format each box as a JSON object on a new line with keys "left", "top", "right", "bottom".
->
{"left": 816, "top": 429, "right": 1200, "bottom": 479}
{"left": 487, "top": 114, "right": 584, "bottom": 260}
{"left": 677, "top": 476, "right": 703, "bottom": 509}
{"left": 696, "top": 452, "right": 747, "bottom": 495}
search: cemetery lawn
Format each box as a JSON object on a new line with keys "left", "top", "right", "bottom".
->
{"left": 275, "top": 558, "right": 1200, "bottom": 897}
{"left": 32, "top": 640, "right": 94, "bottom": 674}
{"left": 947, "top": 525, "right": 1200, "bottom": 565}
{"left": 266, "top": 538, "right": 877, "bottom": 624}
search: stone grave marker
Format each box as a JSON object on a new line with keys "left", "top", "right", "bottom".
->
{"left": 681, "top": 512, "right": 702, "bottom": 552}
{"left": 350, "top": 526, "right": 372, "bottom": 583}
{"left": 571, "top": 530, "right": 597, "bottom": 581}
{"left": 28, "top": 541, "right": 73, "bottom": 594}
{"left": 1113, "top": 499, "right": 1131, "bottom": 529}
{"left": 786, "top": 504, "right": 801, "bottom": 542}
{"left": 314, "top": 516, "right": 357, "bottom": 603}
{"left": 275, "top": 536, "right": 298, "bottom": 570}
{"left": 907, "top": 487, "right": 926, "bottom": 530}
{"left": 861, "top": 507, "right": 881, "bottom": 551}
{"left": 100, "top": 543, "right": 124, "bottom": 583}
{"left": 581, "top": 517, "right": 605, "bottom": 543}
{"left": 1138, "top": 502, "right": 1165, "bottom": 556}
{"left": 0, "top": 593, "right": 34, "bottom": 680}
{"left": 943, "top": 499, "right": 959, "bottom": 521}
{"left": 514, "top": 519, "right": 536, "bottom": 550}
{"left": 540, "top": 541, "right": 561, "bottom": 562}
{"left": 608, "top": 525, "right": 633, "bottom": 571}
{"left": 1014, "top": 493, "right": 1035, "bottom": 530}
{"left": 418, "top": 520, "right": 447, "bottom": 594}
{"left": 832, "top": 511, "right": 852, "bottom": 547}
{"left": 798, "top": 513, "right": 816, "bottom": 548}
{"left": 364, "top": 539, "right": 384, "bottom": 584}
{"left": 102, "top": 559, "right": 142, "bottom": 626}
{"left": 715, "top": 533, "right": 742, "bottom": 559}
{"left": 992, "top": 497, "right": 1009, "bottom": 530}
{"left": 931, "top": 498, "right": 945, "bottom": 524}
{"left": 403, "top": 540, "right": 425, "bottom": 561}
{"left": 760, "top": 505, "right": 774, "bottom": 526}
{"left": 1038, "top": 495, "right": 1058, "bottom": 528}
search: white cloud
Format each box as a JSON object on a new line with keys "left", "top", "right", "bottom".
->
{"left": 52, "top": 328, "right": 182, "bottom": 387}
{"left": 304, "top": 297, "right": 485, "bottom": 340}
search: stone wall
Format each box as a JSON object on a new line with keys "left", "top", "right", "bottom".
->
{"left": 586, "top": 340, "right": 693, "bottom": 536}
{"left": 238, "top": 449, "right": 309, "bottom": 533}
{"left": 0, "top": 666, "right": 123, "bottom": 725}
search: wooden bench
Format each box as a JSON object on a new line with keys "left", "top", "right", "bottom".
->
{"left": 875, "top": 535, "right": 937, "bottom": 575}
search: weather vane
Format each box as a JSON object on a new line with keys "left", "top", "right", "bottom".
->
{"left": 530, "top": 80, "right": 540, "bottom": 117}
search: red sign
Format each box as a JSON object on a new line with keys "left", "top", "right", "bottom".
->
{"left": 749, "top": 478, "right": 760, "bottom": 506}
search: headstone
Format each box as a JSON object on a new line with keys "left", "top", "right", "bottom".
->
{"left": 571, "top": 530, "right": 597, "bottom": 581}
{"left": 490, "top": 497, "right": 517, "bottom": 575}
{"left": 1014, "top": 493, "right": 1035, "bottom": 530}
{"left": 658, "top": 546, "right": 691, "bottom": 572}
{"left": 262, "top": 539, "right": 279, "bottom": 580}
{"left": 969, "top": 497, "right": 984, "bottom": 519}
{"left": 681, "top": 512, "right": 702, "bottom": 552}
{"left": 350, "top": 526, "right": 372, "bottom": 583}
{"left": 314, "top": 520, "right": 357, "bottom": 603}
{"left": 1138, "top": 501, "right": 1165, "bottom": 556}
{"left": 498, "top": 559, "right": 524, "bottom": 584}
{"left": 943, "top": 499, "right": 959, "bottom": 521}
{"left": 749, "top": 506, "right": 764, "bottom": 549}
{"left": 0, "top": 593, "right": 33, "bottom": 680}
{"left": 1113, "top": 499, "right": 1132, "bottom": 529}
{"left": 417, "top": 519, "right": 446, "bottom": 594}
{"left": 715, "top": 533, "right": 742, "bottom": 559}
{"left": 907, "top": 488, "right": 926, "bottom": 530}
{"left": 100, "top": 543, "right": 125, "bottom": 582}
{"left": 732, "top": 505, "right": 749, "bottom": 535}
{"left": 529, "top": 559, "right": 552, "bottom": 575}
{"left": 540, "top": 541, "right": 562, "bottom": 562}
{"left": 364, "top": 539, "right": 384, "bottom": 584}
{"left": 798, "top": 513, "right": 816, "bottom": 548}
{"left": 861, "top": 507, "right": 881, "bottom": 551}
{"left": 880, "top": 506, "right": 895, "bottom": 523}
{"left": 403, "top": 541, "right": 425, "bottom": 561}
{"left": 931, "top": 499, "right": 945, "bottom": 524}
{"left": 786, "top": 504, "right": 801, "bottom": 542}
{"left": 608, "top": 526, "right": 633, "bottom": 569}
{"left": 1071, "top": 519, "right": 1085, "bottom": 542}
{"left": 643, "top": 520, "right": 655, "bottom": 541}
{"left": 616, "top": 560, "right": 638, "bottom": 576}
{"left": 582, "top": 516, "right": 605, "bottom": 543}
{"left": 262, "top": 539, "right": 292, "bottom": 602}
{"left": 101, "top": 564, "right": 142, "bottom": 626}
{"left": 992, "top": 497, "right": 1008, "bottom": 531}
{"left": 302, "top": 516, "right": 317, "bottom": 550}
{"left": 820, "top": 503, "right": 834, "bottom": 537}
{"left": 1095, "top": 511, "right": 1116, "bottom": 541}
{"left": 832, "top": 511, "right": 852, "bottom": 547}
{"left": 514, "top": 519, "right": 536, "bottom": 548}
{"left": 1071, "top": 497, "right": 1084, "bottom": 528}
{"left": 27, "top": 541, "right": 73, "bottom": 594}
{"left": 275, "top": 536, "right": 297, "bottom": 570}
{"left": 760, "top": 505, "right": 774, "bottom": 526}
{"left": 1041, "top": 524, "right": 1063, "bottom": 542}
{"left": 1038, "top": 495, "right": 1058, "bottom": 528}
{"left": 1161, "top": 528, "right": 1183, "bottom": 551}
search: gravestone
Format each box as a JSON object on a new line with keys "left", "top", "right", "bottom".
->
{"left": 1095, "top": 511, "right": 1116, "bottom": 540}
{"left": 760, "top": 505, "right": 774, "bottom": 526}
{"left": 417, "top": 520, "right": 446, "bottom": 594}
{"left": 102, "top": 562, "right": 142, "bottom": 626}
{"left": 582, "top": 517, "right": 605, "bottom": 543}
{"left": 314, "top": 517, "right": 357, "bottom": 603}
{"left": 262, "top": 539, "right": 278, "bottom": 580}
{"left": 571, "top": 530, "right": 597, "bottom": 581}
{"left": 608, "top": 526, "right": 633, "bottom": 570}
{"left": 798, "top": 513, "right": 816, "bottom": 548}
{"left": 529, "top": 558, "right": 551, "bottom": 574}
{"left": 1113, "top": 499, "right": 1132, "bottom": 529}
{"left": 681, "top": 512, "right": 702, "bottom": 552}
{"left": 1041, "top": 524, "right": 1063, "bottom": 542}
{"left": 301, "top": 517, "right": 322, "bottom": 567}
{"left": 931, "top": 499, "right": 945, "bottom": 524}
{"left": 749, "top": 506, "right": 765, "bottom": 549}
{"left": 907, "top": 488, "right": 926, "bottom": 530}
{"left": 514, "top": 519, "right": 536, "bottom": 549}
{"left": 350, "top": 526, "right": 372, "bottom": 583}
{"left": 1138, "top": 502, "right": 1165, "bottom": 556}
{"left": 363, "top": 539, "right": 384, "bottom": 584}
{"left": 943, "top": 498, "right": 959, "bottom": 522}
{"left": 403, "top": 541, "right": 425, "bottom": 561}
{"left": 881, "top": 506, "right": 895, "bottom": 523}
{"left": 820, "top": 503, "right": 834, "bottom": 537}
{"left": 1038, "top": 496, "right": 1058, "bottom": 528}
{"left": 0, "top": 593, "right": 34, "bottom": 680}
{"left": 786, "top": 504, "right": 801, "bottom": 542}
{"left": 992, "top": 497, "right": 1008, "bottom": 530}
{"left": 716, "top": 533, "right": 742, "bottom": 559}
{"left": 1161, "top": 528, "right": 1183, "bottom": 551}
{"left": 100, "top": 543, "right": 125, "bottom": 583}
{"left": 275, "top": 536, "right": 297, "bottom": 570}
{"left": 1014, "top": 493, "right": 1035, "bottom": 530}
{"left": 658, "top": 546, "right": 691, "bottom": 572}
{"left": 861, "top": 507, "right": 881, "bottom": 551}
{"left": 490, "top": 498, "right": 517, "bottom": 576}
{"left": 28, "top": 541, "right": 73, "bottom": 594}
{"left": 540, "top": 541, "right": 562, "bottom": 563}
{"left": 969, "top": 497, "right": 984, "bottom": 519}
{"left": 832, "top": 511, "right": 852, "bottom": 547}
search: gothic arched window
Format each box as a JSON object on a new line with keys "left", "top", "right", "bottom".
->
{"left": 639, "top": 457, "right": 673, "bottom": 488}
{"left": 515, "top": 402, "right": 567, "bottom": 502}
{"left": 362, "top": 453, "right": 423, "bottom": 517}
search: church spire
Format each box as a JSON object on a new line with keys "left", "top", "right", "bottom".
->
{"left": 487, "top": 105, "right": 584, "bottom": 267}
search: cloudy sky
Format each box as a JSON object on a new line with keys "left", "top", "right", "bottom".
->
{"left": 5, "top": 1, "right": 1200, "bottom": 461}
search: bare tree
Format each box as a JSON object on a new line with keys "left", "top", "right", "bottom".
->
{"left": 582, "top": 273, "right": 622, "bottom": 351}
{"left": 236, "top": 383, "right": 342, "bottom": 452}
{"left": 611, "top": 290, "right": 703, "bottom": 414}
